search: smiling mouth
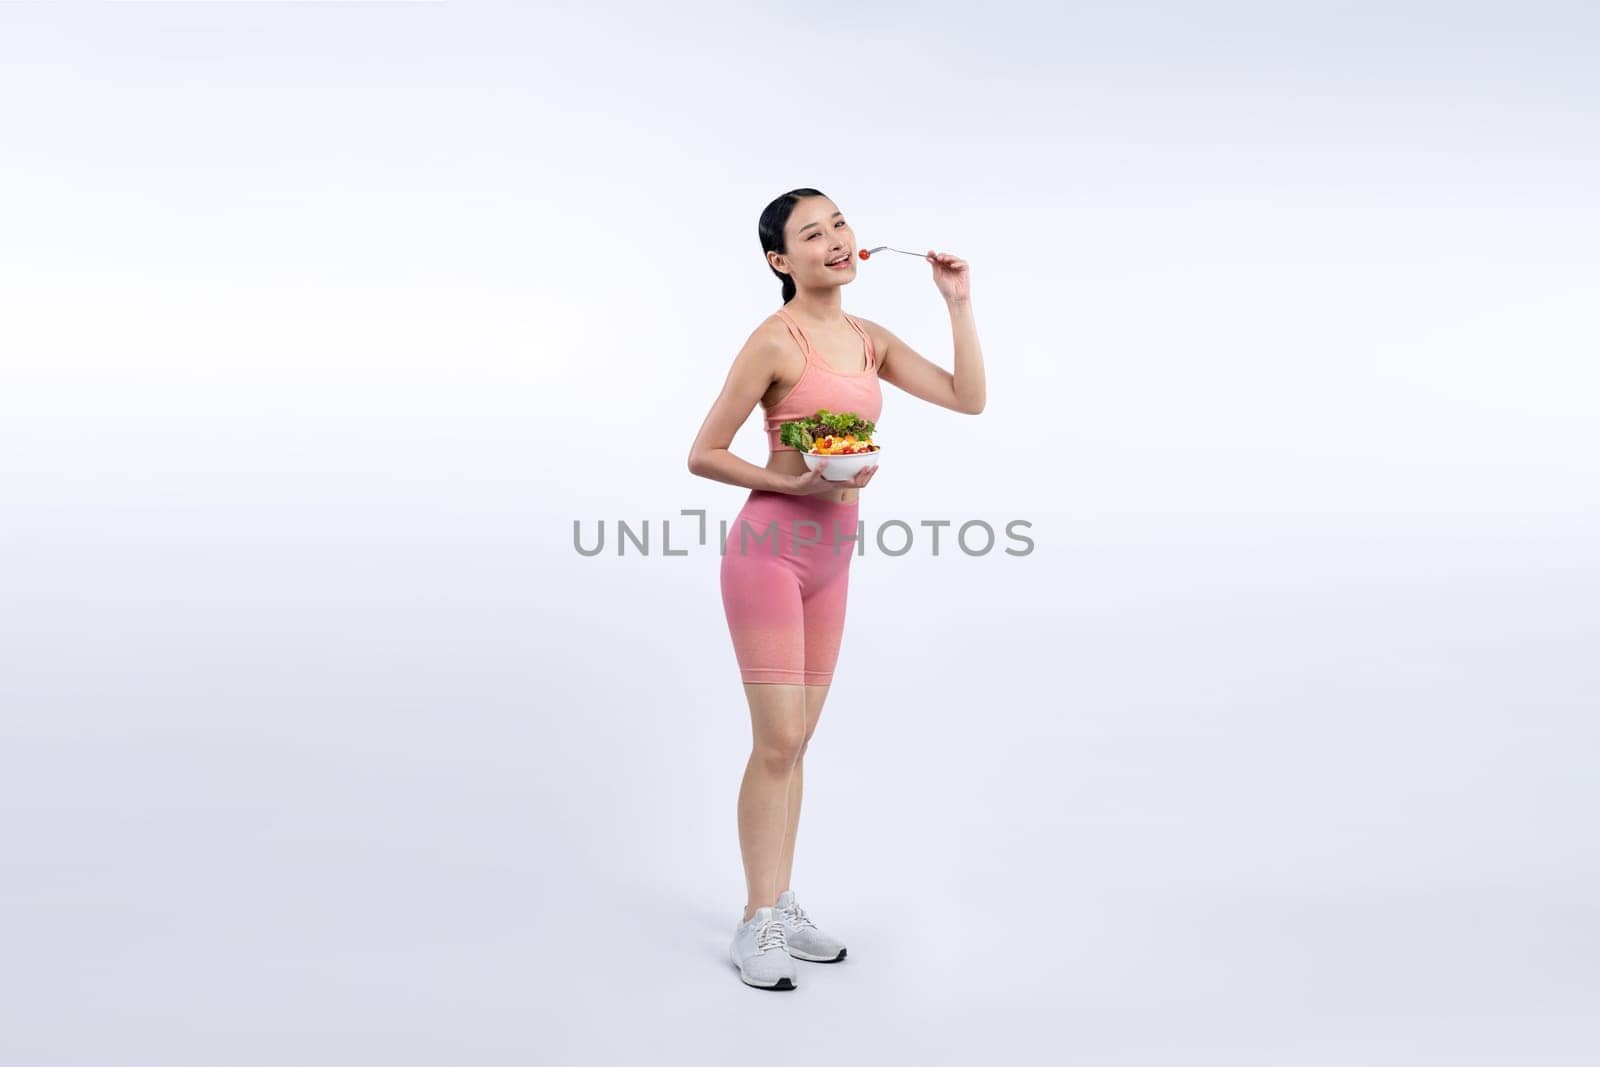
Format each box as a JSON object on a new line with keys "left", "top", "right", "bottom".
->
{"left": 826, "top": 255, "right": 853, "bottom": 268}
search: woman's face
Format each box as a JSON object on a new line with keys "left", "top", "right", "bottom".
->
{"left": 775, "top": 199, "right": 857, "bottom": 289}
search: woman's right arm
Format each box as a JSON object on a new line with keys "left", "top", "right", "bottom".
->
{"left": 686, "top": 328, "right": 800, "bottom": 494}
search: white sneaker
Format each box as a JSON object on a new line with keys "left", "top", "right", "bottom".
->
{"left": 730, "top": 905, "right": 798, "bottom": 990}
{"left": 776, "top": 889, "right": 847, "bottom": 962}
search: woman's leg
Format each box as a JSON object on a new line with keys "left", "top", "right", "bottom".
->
{"left": 737, "top": 681, "right": 807, "bottom": 924}
{"left": 725, "top": 494, "right": 855, "bottom": 922}
{"left": 774, "top": 682, "right": 830, "bottom": 895}
{"left": 771, "top": 533, "right": 853, "bottom": 894}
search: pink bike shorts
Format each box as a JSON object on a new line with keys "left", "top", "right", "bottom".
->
{"left": 720, "top": 489, "right": 862, "bottom": 686}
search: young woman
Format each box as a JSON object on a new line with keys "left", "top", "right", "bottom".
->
{"left": 686, "top": 188, "right": 985, "bottom": 990}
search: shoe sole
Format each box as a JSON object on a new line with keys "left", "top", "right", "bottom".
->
{"left": 788, "top": 946, "right": 847, "bottom": 962}
{"left": 731, "top": 945, "right": 798, "bottom": 990}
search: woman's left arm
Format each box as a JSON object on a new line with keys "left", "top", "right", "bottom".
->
{"left": 866, "top": 251, "right": 985, "bottom": 414}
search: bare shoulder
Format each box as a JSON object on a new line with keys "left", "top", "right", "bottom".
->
{"left": 755, "top": 312, "right": 791, "bottom": 347}
{"left": 740, "top": 314, "right": 792, "bottom": 367}
{"left": 725, "top": 314, "right": 793, "bottom": 392}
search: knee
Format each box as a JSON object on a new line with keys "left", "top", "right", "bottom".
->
{"left": 756, "top": 730, "right": 806, "bottom": 772}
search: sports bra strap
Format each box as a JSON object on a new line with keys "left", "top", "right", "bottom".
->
{"left": 844, "top": 314, "right": 875, "bottom": 371}
{"left": 773, "top": 308, "right": 813, "bottom": 359}
{"left": 775, "top": 308, "right": 874, "bottom": 372}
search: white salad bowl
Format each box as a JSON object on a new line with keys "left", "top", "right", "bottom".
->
{"left": 801, "top": 446, "right": 882, "bottom": 482}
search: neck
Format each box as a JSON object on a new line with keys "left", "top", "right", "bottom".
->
{"left": 784, "top": 287, "right": 845, "bottom": 325}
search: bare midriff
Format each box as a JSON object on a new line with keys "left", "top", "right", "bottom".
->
{"left": 764, "top": 450, "right": 859, "bottom": 504}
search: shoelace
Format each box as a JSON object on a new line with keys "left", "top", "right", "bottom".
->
{"left": 755, "top": 917, "right": 787, "bottom": 951}
{"left": 781, "top": 900, "right": 818, "bottom": 930}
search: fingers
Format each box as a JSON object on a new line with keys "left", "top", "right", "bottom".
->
{"left": 926, "top": 250, "right": 967, "bottom": 270}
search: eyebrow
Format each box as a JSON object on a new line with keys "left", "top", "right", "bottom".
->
{"left": 797, "top": 212, "right": 843, "bottom": 236}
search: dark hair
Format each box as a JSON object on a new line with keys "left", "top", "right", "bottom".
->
{"left": 758, "top": 188, "right": 829, "bottom": 304}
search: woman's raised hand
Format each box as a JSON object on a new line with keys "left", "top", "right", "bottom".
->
{"left": 927, "top": 249, "right": 970, "bottom": 303}
{"left": 786, "top": 459, "right": 879, "bottom": 496}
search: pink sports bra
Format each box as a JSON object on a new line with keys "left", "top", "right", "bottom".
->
{"left": 763, "top": 308, "right": 884, "bottom": 452}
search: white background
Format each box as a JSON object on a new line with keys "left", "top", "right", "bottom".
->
{"left": 2, "top": 2, "right": 1597, "bottom": 1063}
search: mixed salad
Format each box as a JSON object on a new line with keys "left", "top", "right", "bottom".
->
{"left": 779, "top": 409, "right": 879, "bottom": 455}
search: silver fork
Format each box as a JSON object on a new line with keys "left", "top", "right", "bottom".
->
{"left": 860, "top": 246, "right": 925, "bottom": 259}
